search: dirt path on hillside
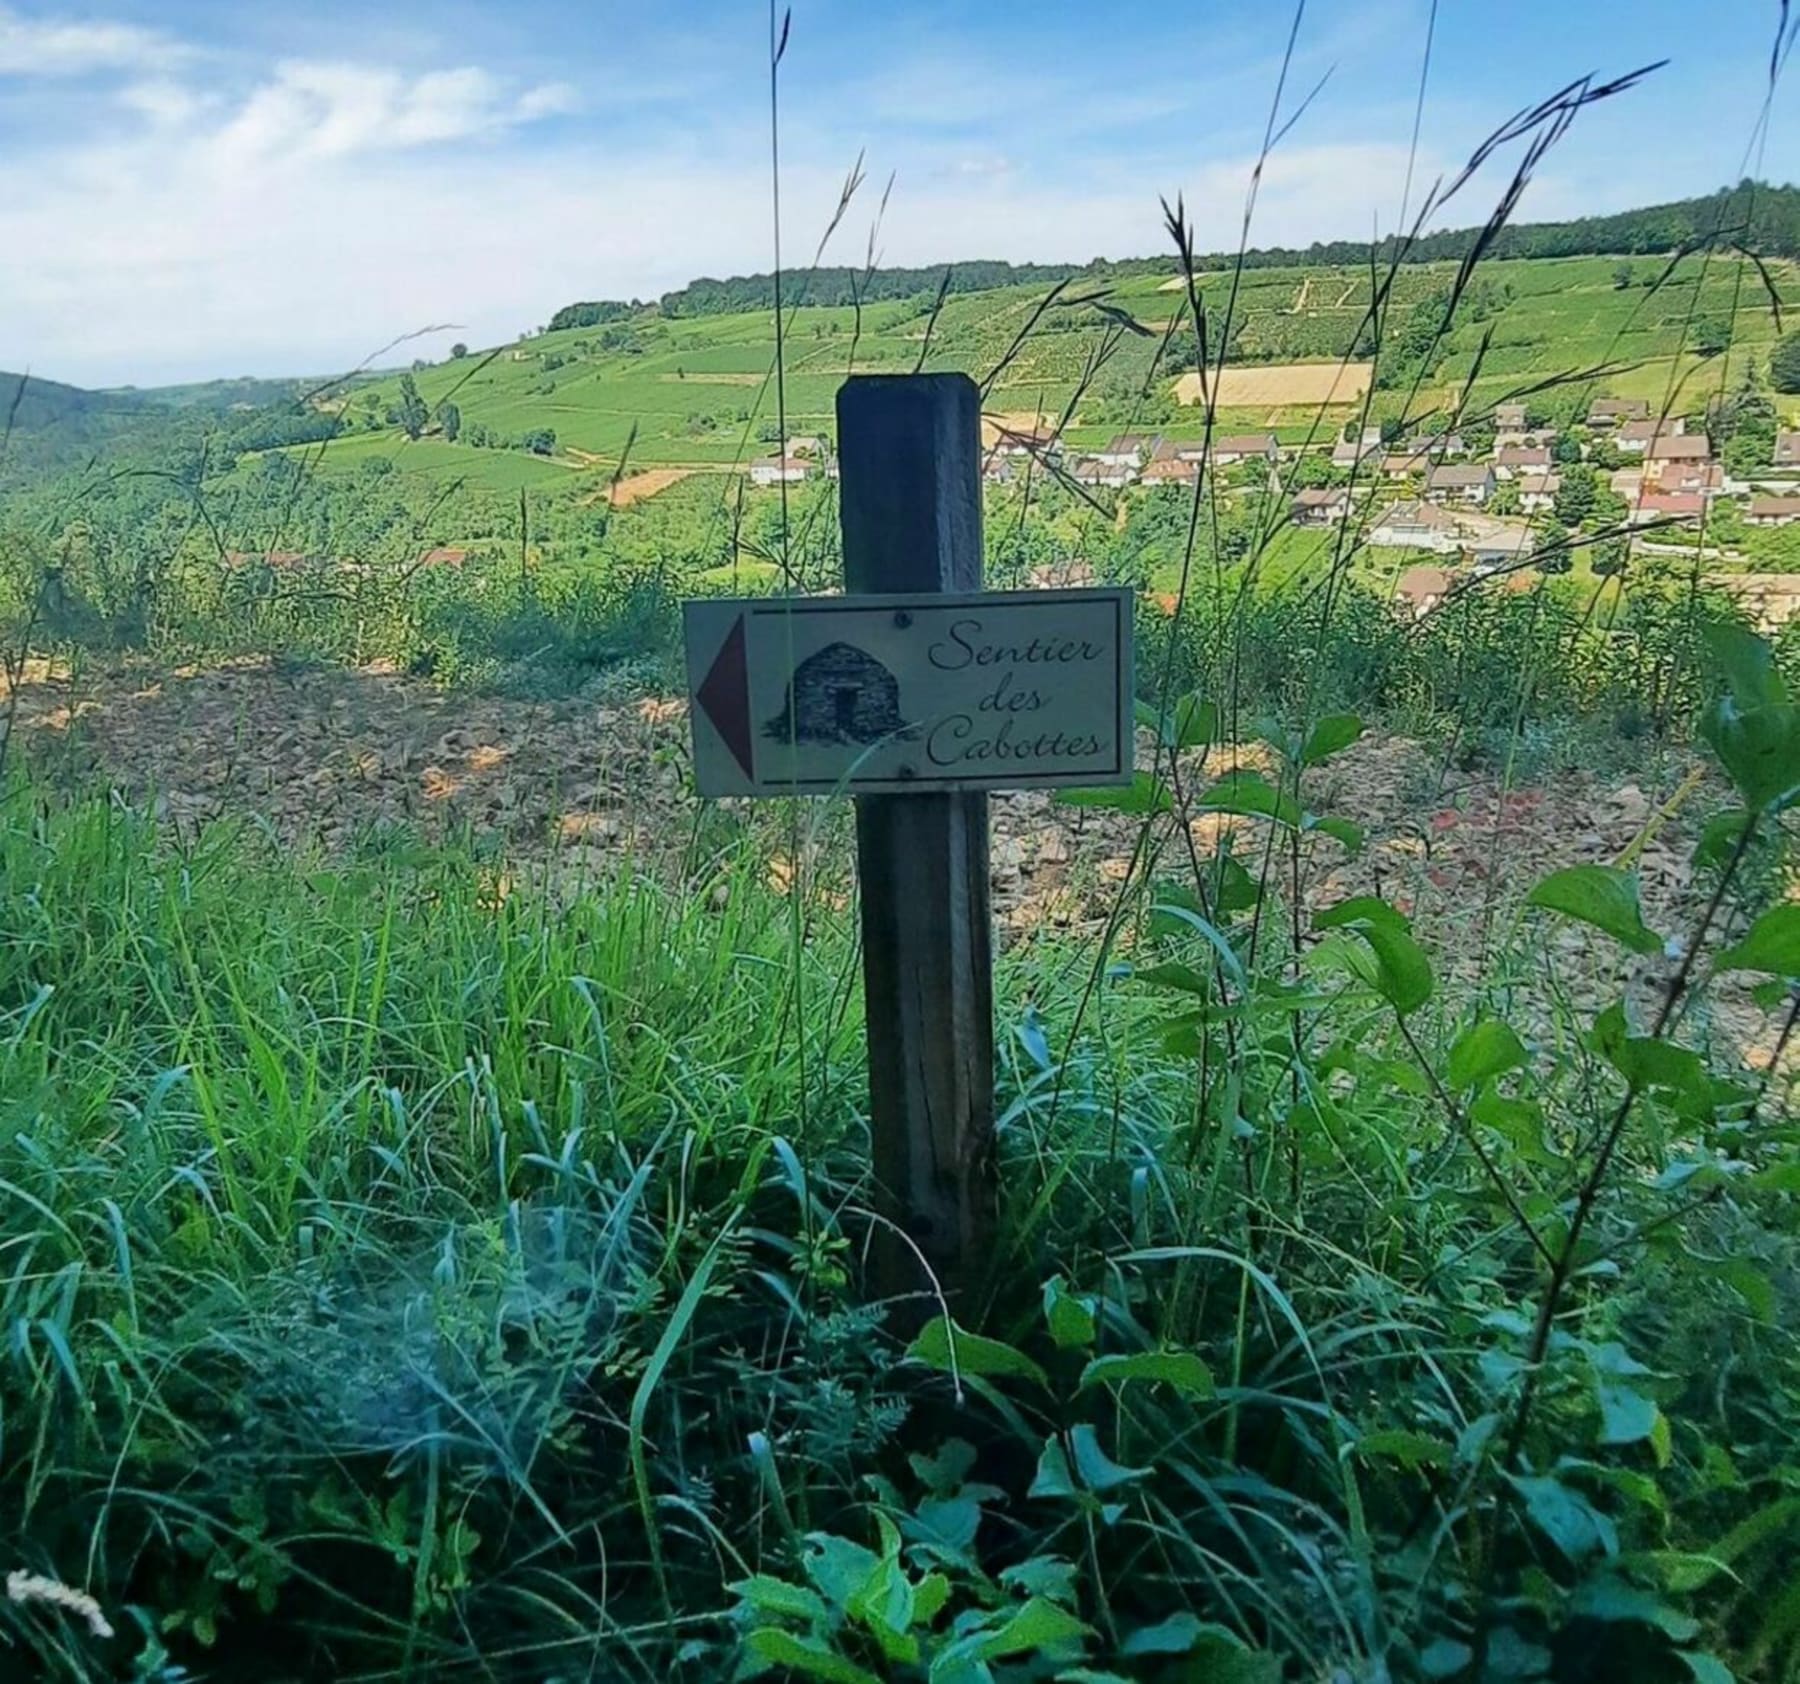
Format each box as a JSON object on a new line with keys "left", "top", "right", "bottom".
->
{"left": 6, "top": 657, "right": 1785, "bottom": 1074}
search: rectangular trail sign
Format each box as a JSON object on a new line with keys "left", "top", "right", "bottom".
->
{"left": 684, "top": 586, "right": 1133, "bottom": 797}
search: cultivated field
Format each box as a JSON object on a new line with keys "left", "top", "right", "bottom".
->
{"left": 1174, "top": 360, "right": 1373, "bottom": 406}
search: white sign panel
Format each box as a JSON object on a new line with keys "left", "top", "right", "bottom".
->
{"left": 683, "top": 587, "right": 1134, "bottom": 796}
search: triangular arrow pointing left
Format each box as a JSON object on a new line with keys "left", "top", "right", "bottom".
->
{"left": 696, "top": 613, "right": 754, "bottom": 780}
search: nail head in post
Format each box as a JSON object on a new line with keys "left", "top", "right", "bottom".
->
{"left": 893, "top": 610, "right": 913, "bottom": 628}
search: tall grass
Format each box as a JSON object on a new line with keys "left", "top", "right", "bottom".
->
{"left": 4, "top": 5, "right": 1800, "bottom": 1683}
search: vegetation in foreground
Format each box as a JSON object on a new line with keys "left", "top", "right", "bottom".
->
{"left": 5, "top": 30, "right": 1800, "bottom": 1684}
{"left": 2, "top": 616, "right": 1799, "bottom": 1683}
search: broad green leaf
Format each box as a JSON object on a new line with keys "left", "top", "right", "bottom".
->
{"left": 1704, "top": 621, "right": 1786, "bottom": 710}
{"left": 1716, "top": 904, "right": 1800, "bottom": 978}
{"left": 1597, "top": 1383, "right": 1660, "bottom": 1447}
{"left": 1043, "top": 1278, "right": 1096, "bottom": 1350}
{"left": 1136, "top": 693, "right": 1217, "bottom": 751}
{"left": 1079, "top": 1350, "right": 1215, "bottom": 1398}
{"left": 744, "top": 1628, "right": 881, "bottom": 1684}
{"left": 1120, "top": 1612, "right": 1244, "bottom": 1656}
{"left": 908, "top": 1439, "right": 977, "bottom": 1495}
{"left": 1305, "top": 813, "right": 1366, "bottom": 854}
{"left": 1470, "top": 1088, "right": 1558, "bottom": 1167}
{"left": 1199, "top": 772, "right": 1301, "bottom": 827}
{"left": 1447, "top": 1019, "right": 1528, "bottom": 1089}
{"left": 1029, "top": 1439, "right": 1079, "bottom": 1502}
{"left": 1171, "top": 694, "right": 1218, "bottom": 750}
{"left": 1679, "top": 1653, "right": 1736, "bottom": 1684}
{"left": 1526, "top": 865, "right": 1663, "bottom": 955}
{"left": 1701, "top": 696, "right": 1800, "bottom": 813}
{"left": 1300, "top": 712, "right": 1364, "bottom": 766}
{"left": 969, "top": 1597, "right": 1089, "bottom": 1661}
{"left": 1693, "top": 808, "right": 1751, "bottom": 870}
{"left": 1354, "top": 1429, "right": 1451, "bottom": 1470}
{"left": 1589, "top": 1010, "right": 1713, "bottom": 1116}
{"left": 1570, "top": 1577, "right": 1701, "bottom": 1642}
{"left": 913, "top": 1573, "right": 950, "bottom": 1626}
{"left": 1488, "top": 1626, "right": 1552, "bottom": 1679}
{"left": 805, "top": 1533, "right": 883, "bottom": 1608}
{"left": 1069, "top": 1424, "right": 1148, "bottom": 1492}
{"left": 909, "top": 1495, "right": 982, "bottom": 1554}
{"left": 1314, "top": 897, "right": 1433, "bottom": 1015}
{"left": 1509, "top": 1473, "right": 1618, "bottom": 1562}
{"left": 1133, "top": 961, "right": 1211, "bottom": 996}
{"left": 997, "top": 1556, "right": 1077, "bottom": 1602}
{"left": 1059, "top": 772, "right": 1170, "bottom": 815}
{"left": 1419, "top": 1638, "right": 1474, "bottom": 1679}
{"left": 1314, "top": 894, "right": 1409, "bottom": 933}
{"left": 1707, "top": 1257, "right": 1777, "bottom": 1322}
{"left": 907, "top": 1317, "right": 1048, "bottom": 1388}
{"left": 732, "top": 1575, "right": 829, "bottom": 1624}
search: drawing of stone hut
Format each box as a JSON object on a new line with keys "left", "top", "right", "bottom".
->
{"left": 763, "top": 641, "right": 912, "bottom": 745}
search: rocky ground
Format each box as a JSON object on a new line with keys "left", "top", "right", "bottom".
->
{"left": 4, "top": 654, "right": 1787, "bottom": 1074}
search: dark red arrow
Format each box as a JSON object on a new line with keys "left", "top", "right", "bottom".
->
{"left": 696, "top": 614, "right": 754, "bottom": 780}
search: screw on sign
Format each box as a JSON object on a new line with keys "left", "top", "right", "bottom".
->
{"left": 683, "top": 374, "right": 1133, "bottom": 1304}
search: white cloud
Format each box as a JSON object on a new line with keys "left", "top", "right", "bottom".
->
{"left": 117, "top": 77, "right": 204, "bottom": 127}
{"left": 0, "top": 99, "right": 1468, "bottom": 389}
{"left": 206, "top": 60, "right": 568, "bottom": 166}
{"left": 0, "top": 3, "right": 184, "bottom": 76}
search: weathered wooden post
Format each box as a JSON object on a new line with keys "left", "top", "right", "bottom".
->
{"left": 683, "top": 373, "right": 1133, "bottom": 1309}
{"left": 837, "top": 374, "right": 995, "bottom": 1297}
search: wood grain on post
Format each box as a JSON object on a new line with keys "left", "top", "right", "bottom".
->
{"left": 836, "top": 373, "right": 996, "bottom": 1304}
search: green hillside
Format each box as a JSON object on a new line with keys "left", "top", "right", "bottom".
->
{"left": 281, "top": 249, "right": 1799, "bottom": 493}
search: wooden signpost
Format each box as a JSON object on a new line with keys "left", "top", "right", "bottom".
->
{"left": 684, "top": 373, "right": 1133, "bottom": 1298}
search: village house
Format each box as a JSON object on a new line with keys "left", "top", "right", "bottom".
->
{"left": 1425, "top": 463, "right": 1496, "bottom": 506}
{"left": 1609, "top": 466, "right": 1646, "bottom": 501}
{"left": 1586, "top": 397, "right": 1650, "bottom": 427}
{"left": 1467, "top": 524, "right": 1536, "bottom": 573}
{"left": 1070, "top": 457, "right": 1135, "bottom": 489}
{"left": 784, "top": 435, "right": 828, "bottom": 459}
{"left": 1775, "top": 431, "right": 1800, "bottom": 468}
{"left": 1209, "top": 432, "right": 1280, "bottom": 466}
{"left": 1093, "top": 434, "right": 1160, "bottom": 471}
{"left": 1616, "top": 416, "right": 1685, "bottom": 453}
{"left": 1516, "top": 471, "right": 1562, "bottom": 513}
{"left": 1493, "top": 401, "right": 1528, "bottom": 433}
{"left": 1493, "top": 445, "right": 1552, "bottom": 479}
{"left": 1331, "top": 427, "right": 1384, "bottom": 470}
{"left": 1292, "top": 486, "right": 1352, "bottom": 526}
{"left": 750, "top": 456, "right": 810, "bottom": 486}
{"left": 1027, "top": 558, "right": 1098, "bottom": 589}
{"left": 1628, "top": 491, "right": 1706, "bottom": 526}
{"left": 1394, "top": 565, "right": 1456, "bottom": 618}
{"left": 982, "top": 454, "right": 1017, "bottom": 484}
{"left": 1140, "top": 455, "right": 1199, "bottom": 488}
{"left": 415, "top": 548, "right": 468, "bottom": 569}
{"left": 1403, "top": 430, "right": 1468, "bottom": 458}
{"left": 1642, "top": 434, "right": 1714, "bottom": 483}
{"left": 1746, "top": 496, "right": 1800, "bottom": 526}
{"left": 1369, "top": 499, "right": 1463, "bottom": 552}
{"left": 1382, "top": 448, "right": 1437, "bottom": 480}
{"left": 1657, "top": 461, "right": 1725, "bottom": 498}
{"left": 991, "top": 423, "right": 1062, "bottom": 459}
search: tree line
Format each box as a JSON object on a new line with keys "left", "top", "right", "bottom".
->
{"left": 542, "top": 181, "right": 1800, "bottom": 327}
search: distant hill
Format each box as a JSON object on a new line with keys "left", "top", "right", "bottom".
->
{"left": 110, "top": 375, "right": 308, "bottom": 411}
{"left": 550, "top": 180, "right": 1800, "bottom": 325}
{"left": 0, "top": 370, "right": 162, "bottom": 483}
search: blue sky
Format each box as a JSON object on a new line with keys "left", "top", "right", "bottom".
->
{"left": 0, "top": 0, "right": 1792, "bottom": 386}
